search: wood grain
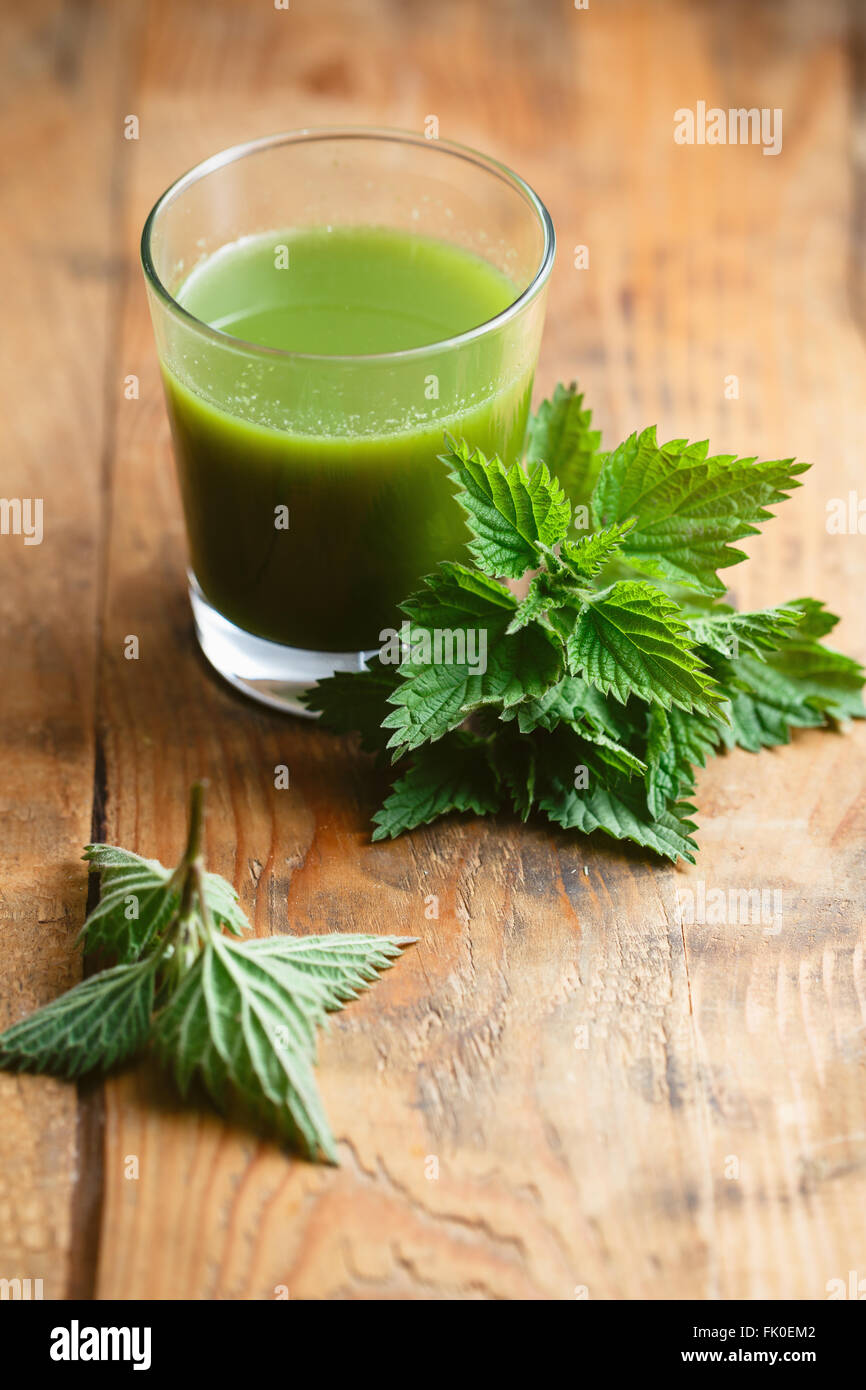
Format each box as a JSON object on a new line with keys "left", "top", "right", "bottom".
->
{"left": 1, "top": 0, "right": 864, "bottom": 1299}
{"left": 0, "top": 0, "right": 139, "bottom": 1298}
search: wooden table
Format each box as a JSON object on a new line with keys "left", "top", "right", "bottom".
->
{"left": 2, "top": 0, "right": 864, "bottom": 1300}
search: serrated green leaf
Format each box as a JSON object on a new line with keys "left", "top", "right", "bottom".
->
{"left": 498, "top": 675, "right": 636, "bottom": 739}
{"left": 399, "top": 562, "right": 516, "bottom": 629}
{"left": 717, "top": 642, "right": 866, "bottom": 751}
{"left": 559, "top": 520, "right": 636, "bottom": 582}
{"left": 526, "top": 381, "right": 605, "bottom": 509}
{"left": 443, "top": 437, "right": 571, "bottom": 577}
{"left": 534, "top": 730, "right": 698, "bottom": 862}
{"left": 81, "top": 845, "right": 247, "bottom": 961}
{"left": 302, "top": 655, "right": 401, "bottom": 755}
{"left": 153, "top": 933, "right": 411, "bottom": 1162}
{"left": 506, "top": 570, "right": 573, "bottom": 634}
{"left": 578, "top": 725, "right": 647, "bottom": 778}
{"left": 80, "top": 847, "right": 175, "bottom": 961}
{"left": 564, "top": 580, "right": 721, "bottom": 715}
{"left": 383, "top": 563, "right": 563, "bottom": 754}
{"left": 592, "top": 427, "right": 809, "bottom": 594}
{"left": 0, "top": 960, "right": 155, "bottom": 1079}
{"left": 781, "top": 598, "right": 841, "bottom": 641}
{"left": 489, "top": 733, "right": 537, "bottom": 822}
{"left": 686, "top": 603, "right": 803, "bottom": 658}
{"left": 372, "top": 734, "right": 500, "bottom": 839}
{"left": 645, "top": 705, "right": 722, "bottom": 817}
{"left": 251, "top": 933, "right": 415, "bottom": 1003}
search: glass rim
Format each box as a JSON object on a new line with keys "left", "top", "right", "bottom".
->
{"left": 140, "top": 126, "right": 556, "bottom": 365}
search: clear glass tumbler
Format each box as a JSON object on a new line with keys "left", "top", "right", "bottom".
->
{"left": 141, "top": 128, "right": 554, "bottom": 714}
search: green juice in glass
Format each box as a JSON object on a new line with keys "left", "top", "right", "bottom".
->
{"left": 163, "top": 226, "right": 532, "bottom": 652}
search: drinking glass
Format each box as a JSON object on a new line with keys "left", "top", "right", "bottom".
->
{"left": 142, "top": 128, "right": 554, "bottom": 714}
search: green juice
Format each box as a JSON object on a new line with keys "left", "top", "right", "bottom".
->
{"left": 163, "top": 226, "right": 532, "bottom": 651}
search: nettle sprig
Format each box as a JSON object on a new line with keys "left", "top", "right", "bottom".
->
{"left": 306, "top": 383, "right": 865, "bottom": 862}
{"left": 0, "top": 784, "right": 412, "bottom": 1162}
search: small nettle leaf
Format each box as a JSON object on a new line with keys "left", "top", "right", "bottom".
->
{"left": 541, "top": 781, "right": 699, "bottom": 864}
{"left": 154, "top": 931, "right": 411, "bottom": 1162}
{"left": 250, "top": 934, "right": 414, "bottom": 1002}
{"left": 526, "top": 381, "right": 605, "bottom": 510}
{"left": 559, "top": 520, "right": 636, "bottom": 582}
{"left": 506, "top": 570, "right": 574, "bottom": 634}
{"left": 645, "top": 705, "right": 722, "bottom": 818}
{"left": 490, "top": 733, "right": 538, "bottom": 822}
{"left": 79, "top": 847, "right": 175, "bottom": 962}
{"left": 686, "top": 603, "right": 803, "bottom": 657}
{"left": 565, "top": 581, "right": 721, "bottom": 716}
{"left": 81, "top": 844, "right": 246, "bottom": 961}
{"left": 716, "top": 641, "right": 866, "bottom": 752}
{"left": 534, "top": 730, "right": 698, "bottom": 863}
{"left": 578, "top": 726, "right": 647, "bottom": 779}
{"left": 372, "top": 734, "right": 500, "bottom": 840}
{"left": 399, "top": 561, "right": 515, "bottom": 628}
{"left": 0, "top": 960, "right": 155, "bottom": 1079}
{"left": 498, "top": 674, "right": 636, "bottom": 740}
{"left": 592, "top": 427, "right": 809, "bottom": 594}
{"left": 782, "top": 597, "right": 841, "bottom": 641}
{"left": 443, "top": 437, "right": 571, "bottom": 578}
{"left": 301, "top": 656, "right": 401, "bottom": 755}
{"left": 154, "top": 937, "right": 336, "bottom": 1160}
{"left": 0, "top": 785, "right": 413, "bottom": 1163}
{"left": 201, "top": 871, "right": 251, "bottom": 940}
{"left": 384, "top": 621, "right": 562, "bottom": 755}
{"left": 383, "top": 563, "right": 563, "bottom": 755}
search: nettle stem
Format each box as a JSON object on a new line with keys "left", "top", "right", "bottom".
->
{"left": 164, "top": 781, "right": 213, "bottom": 969}
{"left": 182, "top": 780, "right": 208, "bottom": 866}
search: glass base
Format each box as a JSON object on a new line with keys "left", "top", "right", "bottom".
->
{"left": 189, "top": 577, "right": 372, "bottom": 716}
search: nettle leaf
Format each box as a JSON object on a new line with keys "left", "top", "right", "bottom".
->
{"left": 398, "top": 562, "right": 516, "bottom": 630}
{"left": 490, "top": 734, "right": 538, "bottom": 822}
{"left": 577, "top": 726, "right": 647, "bottom": 778}
{"left": 250, "top": 934, "right": 413, "bottom": 1003}
{"left": 686, "top": 603, "right": 803, "bottom": 658}
{"left": 782, "top": 597, "right": 841, "bottom": 641}
{"left": 81, "top": 845, "right": 246, "bottom": 961}
{"left": 526, "top": 381, "right": 605, "bottom": 510}
{"left": 80, "top": 847, "right": 175, "bottom": 962}
{"left": 592, "top": 427, "right": 809, "bottom": 594}
{"left": 302, "top": 656, "right": 401, "bottom": 755}
{"left": 372, "top": 734, "right": 501, "bottom": 839}
{"left": 153, "top": 939, "right": 333, "bottom": 1159}
{"left": 645, "top": 705, "right": 722, "bottom": 818}
{"left": 564, "top": 581, "right": 721, "bottom": 715}
{"left": 383, "top": 563, "right": 563, "bottom": 754}
{"left": 534, "top": 731, "right": 698, "bottom": 863}
{"left": 498, "top": 675, "right": 636, "bottom": 739}
{"left": 154, "top": 932, "right": 412, "bottom": 1162}
{"left": 506, "top": 570, "right": 574, "bottom": 634}
{"left": 559, "top": 520, "right": 637, "bottom": 582}
{"left": 0, "top": 960, "right": 155, "bottom": 1079}
{"left": 0, "top": 783, "right": 416, "bottom": 1165}
{"left": 298, "top": 390, "right": 865, "bottom": 867}
{"left": 443, "top": 437, "right": 571, "bottom": 577}
{"left": 717, "top": 642, "right": 866, "bottom": 752}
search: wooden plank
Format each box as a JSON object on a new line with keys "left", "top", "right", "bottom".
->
{"left": 0, "top": 0, "right": 136, "bottom": 1296}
